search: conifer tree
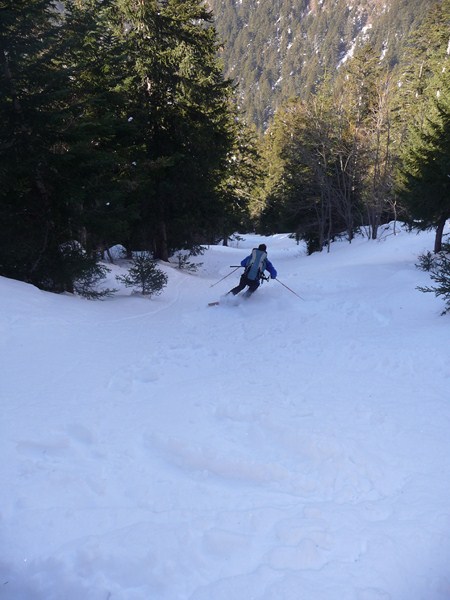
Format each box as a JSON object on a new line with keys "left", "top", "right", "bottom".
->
{"left": 216, "top": 118, "right": 263, "bottom": 243}
{"left": 396, "top": 0, "right": 450, "bottom": 252}
{"left": 0, "top": 0, "right": 128, "bottom": 291}
{"left": 104, "top": 0, "right": 236, "bottom": 260}
{"left": 1, "top": 0, "right": 247, "bottom": 292}
{"left": 399, "top": 70, "right": 450, "bottom": 253}
{"left": 0, "top": 0, "right": 78, "bottom": 290}
{"left": 58, "top": 0, "right": 138, "bottom": 257}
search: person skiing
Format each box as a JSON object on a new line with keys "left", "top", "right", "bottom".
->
{"left": 228, "top": 243, "right": 277, "bottom": 297}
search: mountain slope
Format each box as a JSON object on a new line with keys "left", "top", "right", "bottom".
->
{"left": 209, "top": 0, "right": 432, "bottom": 128}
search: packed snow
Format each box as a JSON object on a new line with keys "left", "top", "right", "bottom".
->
{"left": 1, "top": 223, "right": 450, "bottom": 600}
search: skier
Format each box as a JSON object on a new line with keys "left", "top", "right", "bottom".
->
{"left": 228, "top": 244, "right": 277, "bottom": 297}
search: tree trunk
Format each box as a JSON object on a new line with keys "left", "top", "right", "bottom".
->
{"left": 371, "top": 216, "right": 379, "bottom": 240}
{"left": 434, "top": 214, "right": 448, "bottom": 253}
{"left": 154, "top": 219, "right": 169, "bottom": 261}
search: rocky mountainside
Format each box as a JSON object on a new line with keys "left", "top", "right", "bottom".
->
{"left": 208, "top": 0, "right": 432, "bottom": 129}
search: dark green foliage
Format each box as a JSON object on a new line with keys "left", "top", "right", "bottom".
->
{"left": 395, "top": 0, "right": 450, "bottom": 131}
{"left": 338, "top": 45, "right": 398, "bottom": 240}
{"left": 171, "top": 251, "right": 203, "bottom": 273}
{"left": 398, "top": 70, "right": 450, "bottom": 252}
{"left": 215, "top": 118, "right": 264, "bottom": 241}
{"left": 39, "top": 242, "right": 115, "bottom": 297}
{"left": 56, "top": 0, "right": 139, "bottom": 255}
{"left": 1, "top": 0, "right": 252, "bottom": 292}
{"left": 74, "top": 266, "right": 116, "bottom": 300}
{"left": 0, "top": 0, "right": 73, "bottom": 288}
{"left": 116, "top": 255, "right": 168, "bottom": 297}
{"left": 64, "top": 246, "right": 116, "bottom": 299}
{"left": 0, "top": 0, "right": 130, "bottom": 292}
{"left": 417, "top": 252, "right": 450, "bottom": 315}
{"left": 416, "top": 251, "right": 437, "bottom": 272}
{"left": 100, "top": 0, "right": 240, "bottom": 260}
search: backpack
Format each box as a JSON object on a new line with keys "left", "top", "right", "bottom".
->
{"left": 245, "top": 248, "right": 267, "bottom": 281}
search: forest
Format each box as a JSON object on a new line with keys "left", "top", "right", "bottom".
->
{"left": 209, "top": 0, "right": 433, "bottom": 129}
{"left": 1, "top": 0, "right": 449, "bottom": 294}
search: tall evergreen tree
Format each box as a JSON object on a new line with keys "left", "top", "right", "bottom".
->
{"left": 102, "top": 0, "right": 236, "bottom": 261}
{"left": 217, "top": 119, "right": 263, "bottom": 243}
{"left": 398, "top": 70, "right": 450, "bottom": 253}
{"left": 0, "top": 0, "right": 74, "bottom": 289}
{"left": 58, "top": 0, "right": 139, "bottom": 258}
{"left": 1, "top": 0, "right": 139, "bottom": 291}
{"left": 395, "top": 0, "right": 450, "bottom": 252}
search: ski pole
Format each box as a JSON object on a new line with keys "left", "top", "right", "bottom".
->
{"left": 274, "top": 278, "right": 304, "bottom": 300}
{"left": 210, "top": 266, "right": 242, "bottom": 288}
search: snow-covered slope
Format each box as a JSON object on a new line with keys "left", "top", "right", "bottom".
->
{"left": 1, "top": 224, "right": 450, "bottom": 599}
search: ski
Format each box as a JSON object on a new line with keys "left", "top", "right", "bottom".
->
{"left": 208, "top": 301, "right": 220, "bottom": 306}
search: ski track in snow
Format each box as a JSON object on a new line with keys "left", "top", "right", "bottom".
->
{"left": 1, "top": 226, "right": 450, "bottom": 599}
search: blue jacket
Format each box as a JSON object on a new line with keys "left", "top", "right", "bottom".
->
{"left": 241, "top": 251, "right": 277, "bottom": 279}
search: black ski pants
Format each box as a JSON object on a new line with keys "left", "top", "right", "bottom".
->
{"left": 229, "top": 274, "right": 260, "bottom": 296}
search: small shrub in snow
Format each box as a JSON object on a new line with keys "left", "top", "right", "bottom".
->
{"left": 228, "top": 234, "right": 245, "bottom": 246}
{"left": 74, "top": 263, "right": 117, "bottom": 300}
{"left": 441, "top": 240, "right": 450, "bottom": 254}
{"left": 116, "top": 255, "right": 168, "bottom": 296}
{"left": 415, "top": 251, "right": 436, "bottom": 272}
{"left": 60, "top": 242, "right": 117, "bottom": 299}
{"left": 417, "top": 252, "right": 450, "bottom": 315}
{"left": 171, "top": 251, "right": 203, "bottom": 273}
{"left": 188, "top": 244, "right": 206, "bottom": 257}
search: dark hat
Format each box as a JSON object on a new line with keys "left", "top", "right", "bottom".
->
{"left": 258, "top": 243, "right": 267, "bottom": 251}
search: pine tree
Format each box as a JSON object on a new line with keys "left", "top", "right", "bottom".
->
{"left": 395, "top": 0, "right": 450, "bottom": 252}
{"left": 398, "top": 70, "right": 450, "bottom": 253}
{"left": 0, "top": 0, "right": 124, "bottom": 291}
{"left": 0, "top": 0, "right": 71, "bottom": 288}
{"left": 104, "top": 0, "right": 236, "bottom": 260}
{"left": 116, "top": 254, "right": 168, "bottom": 296}
{"left": 417, "top": 250, "right": 450, "bottom": 315}
{"left": 215, "top": 118, "right": 263, "bottom": 243}
{"left": 57, "top": 0, "right": 139, "bottom": 257}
